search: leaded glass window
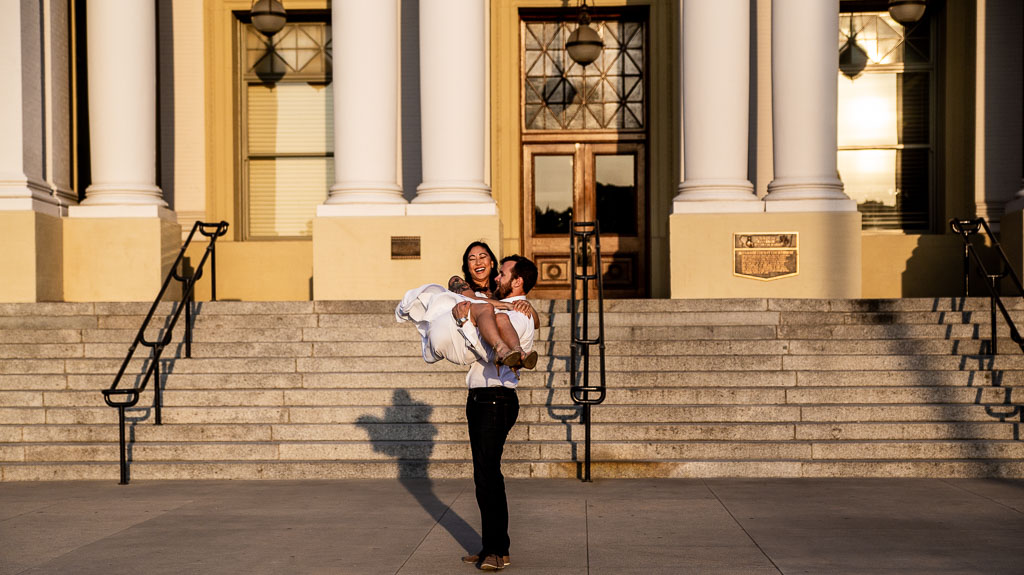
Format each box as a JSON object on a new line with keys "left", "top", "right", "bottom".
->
{"left": 240, "top": 20, "right": 333, "bottom": 239}
{"left": 837, "top": 9, "right": 934, "bottom": 231}
{"left": 523, "top": 18, "right": 645, "bottom": 131}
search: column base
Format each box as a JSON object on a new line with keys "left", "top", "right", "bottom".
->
{"left": 313, "top": 214, "right": 500, "bottom": 299}
{"left": 673, "top": 199, "right": 765, "bottom": 214}
{"left": 673, "top": 179, "right": 761, "bottom": 213}
{"left": 669, "top": 210, "right": 862, "bottom": 298}
{"left": 63, "top": 214, "right": 182, "bottom": 302}
{"left": 0, "top": 210, "right": 63, "bottom": 302}
{"left": 764, "top": 198, "right": 857, "bottom": 212}
{"left": 0, "top": 177, "right": 68, "bottom": 218}
{"left": 764, "top": 177, "right": 853, "bottom": 211}
{"left": 324, "top": 183, "right": 406, "bottom": 208}
{"left": 81, "top": 184, "right": 168, "bottom": 207}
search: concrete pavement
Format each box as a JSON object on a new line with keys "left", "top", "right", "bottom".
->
{"left": 2, "top": 478, "right": 1024, "bottom": 574}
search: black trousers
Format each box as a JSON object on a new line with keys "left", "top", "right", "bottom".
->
{"left": 466, "top": 386, "right": 519, "bottom": 557}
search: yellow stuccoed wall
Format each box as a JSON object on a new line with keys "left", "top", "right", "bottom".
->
{"left": 313, "top": 215, "right": 501, "bottom": 300}
{"left": 0, "top": 211, "right": 63, "bottom": 302}
{"left": 860, "top": 233, "right": 967, "bottom": 298}
{"left": 670, "top": 211, "right": 862, "bottom": 298}
{"left": 63, "top": 218, "right": 181, "bottom": 302}
{"left": 184, "top": 240, "right": 313, "bottom": 301}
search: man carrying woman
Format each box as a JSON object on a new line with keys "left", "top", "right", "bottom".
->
{"left": 395, "top": 243, "right": 539, "bottom": 571}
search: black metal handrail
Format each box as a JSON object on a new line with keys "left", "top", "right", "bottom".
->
{"left": 100, "top": 220, "right": 229, "bottom": 484}
{"left": 949, "top": 217, "right": 1024, "bottom": 355}
{"left": 569, "top": 220, "right": 607, "bottom": 482}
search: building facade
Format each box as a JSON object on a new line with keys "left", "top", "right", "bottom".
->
{"left": 1, "top": 0, "right": 1022, "bottom": 302}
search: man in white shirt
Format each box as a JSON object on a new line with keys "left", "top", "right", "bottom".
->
{"left": 454, "top": 255, "right": 537, "bottom": 571}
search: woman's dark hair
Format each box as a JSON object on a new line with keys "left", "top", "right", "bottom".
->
{"left": 462, "top": 241, "right": 498, "bottom": 294}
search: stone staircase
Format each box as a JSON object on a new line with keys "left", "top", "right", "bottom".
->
{"left": 2, "top": 298, "right": 1024, "bottom": 481}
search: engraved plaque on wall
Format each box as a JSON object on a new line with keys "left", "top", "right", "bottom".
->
{"left": 391, "top": 236, "right": 421, "bottom": 260}
{"left": 733, "top": 233, "right": 798, "bottom": 280}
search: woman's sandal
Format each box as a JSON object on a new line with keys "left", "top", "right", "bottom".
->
{"left": 520, "top": 349, "right": 538, "bottom": 370}
{"left": 495, "top": 347, "right": 522, "bottom": 369}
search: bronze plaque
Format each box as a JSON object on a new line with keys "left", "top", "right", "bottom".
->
{"left": 391, "top": 236, "right": 421, "bottom": 260}
{"left": 733, "top": 233, "right": 798, "bottom": 280}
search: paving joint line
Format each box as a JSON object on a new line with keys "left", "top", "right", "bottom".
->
{"left": 393, "top": 482, "right": 471, "bottom": 575}
{"left": 585, "top": 498, "right": 591, "bottom": 575}
{"left": 939, "top": 478, "right": 1024, "bottom": 516}
{"left": 703, "top": 480, "right": 784, "bottom": 575}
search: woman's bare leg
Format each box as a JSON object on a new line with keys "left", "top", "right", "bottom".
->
{"left": 468, "top": 303, "right": 515, "bottom": 357}
{"left": 468, "top": 302, "right": 535, "bottom": 369}
{"left": 495, "top": 312, "right": 538, "bottom": 369}
{"left": 494, "top": 312, "right": 524, "bottom": 351}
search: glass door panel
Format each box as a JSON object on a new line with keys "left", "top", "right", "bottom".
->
{"left": 524, "top": 142, "right": 646, "bottom": 298}
{"left": 533, "top": 155, "right": 574, "bottom": 235}
{"left": 594, "top": 154, "right": 637, "bottom": 236}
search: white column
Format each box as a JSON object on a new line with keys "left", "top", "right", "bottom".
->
{"left": 78, "top": 0, "right": 166, "bottom": 210}
{"left": 674, "top": 0, "right": 760, "bottom": 213}
{"left": 320, "top": 0, "right": 405, "bottom": 216}
{"left": 764, "top": 0, "right": 854, "bottom": 211}
{"left": 409, "top": 0, "right": 494, "bottom": 215}
{"left": 0, "top": 1, "right": 58, "bottom": 216}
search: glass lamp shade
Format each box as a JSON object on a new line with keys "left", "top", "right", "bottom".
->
{"left": 566, "top": 23, "right": 603, "bottom": 66}
{"left": 888, "top": 0, "right": 926, "bottom": 24}
{"left": 252, "top": 0, "right": 287, "bottom": 37}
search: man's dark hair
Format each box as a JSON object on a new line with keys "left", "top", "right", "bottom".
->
{"left": 500, "top": 255, "right": 538, "bottom": 294}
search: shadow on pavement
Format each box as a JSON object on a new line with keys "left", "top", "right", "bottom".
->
{"left": 357, "top": 389, "right": 479, "bottom": 553}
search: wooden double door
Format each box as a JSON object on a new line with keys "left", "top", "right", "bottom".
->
{"left": 523, "top": 141, "right": 646, "bottom": 298}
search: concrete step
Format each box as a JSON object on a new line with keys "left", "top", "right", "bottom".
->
{"left": 5, "top": 458, "right": 1024, "bottom": 481}
{"left": 4, "top": 297, "right": 1024, "bottom": 317}
{"left": 13, "top": 402, "right": 1015, "bottom": 426}
{"left": 16, "top": 307, "right": 1024, "bottom": 333}
{"left": 5, "top": 420, "right": 1017, "bottom": 445}
{"left": 8, "top": 439, "right": 1024, "bottom": 466}
{"left": 782, "top": 355, "right": 1024, "bottom": 371}
{"left": 7, "top": 385, "right": 1022, "bottom": 410}
{"left": 13, "top": 369, "right": 1022, "bottom": 392}
{"left": 7, "top": 338, "right": 1018, "bottom": 361}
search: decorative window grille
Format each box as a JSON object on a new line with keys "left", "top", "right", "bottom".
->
{"left": 523, "top": 18, "right": 645, "bottom": 131}
{"left": 837, "top": 10, "right": 934, "bottom": 231}
{"left": 240, "top": 21, "right": 333, "bottom": 239}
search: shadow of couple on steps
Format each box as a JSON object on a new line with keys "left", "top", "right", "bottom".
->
{"left": 356, "top": 389, "right": 478, "bottom": 554}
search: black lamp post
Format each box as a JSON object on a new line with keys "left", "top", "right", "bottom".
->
{"left": 566, "top": 0, "right": 603, "bottom": 66}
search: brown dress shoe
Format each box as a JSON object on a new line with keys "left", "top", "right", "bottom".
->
{"left": 462, "top": 553, "right": 511, "bottom": 566}
{"left": 479, "top": 554, "right": 505, "bottom": 570}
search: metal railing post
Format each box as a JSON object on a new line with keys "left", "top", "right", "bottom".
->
{"left": 117, "top": 406, "right": 128, "bottom": 485}
{"left": 964, "top": 241, "right": 971, "bottom": 296}
{"left": 990, "top": 275, "right": 999, "bottom": 356}
{"left": 153, "top": 350, "right": 162, "bottom": 425}
{"left": 211, "top": 242, "right": 218, "bottom": 302}
{"left": 185, "top": 281, "right": 193, "bottom": 359}
{"left": 569, "top": 221, "right": 607, "bottom": 483}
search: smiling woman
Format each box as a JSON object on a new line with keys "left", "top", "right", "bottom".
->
{"left": 457, "top": 241, "right": 499, "bottom": 297}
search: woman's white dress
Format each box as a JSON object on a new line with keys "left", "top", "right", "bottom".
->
{"left": 395, "top": 284, "right": 491, "bottom": 365}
